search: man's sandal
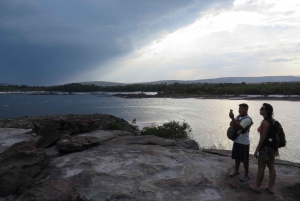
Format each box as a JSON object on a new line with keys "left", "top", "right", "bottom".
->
{"left": 229, "top": 170, "right": 239, "bottom": 177}
{"left": 240, "top": 175, "right": 250, "bottom": 182}
{"left": 249, "top": 184, "right": 261, "bottom": 194}
{"left": 265, "top": 186, "right": 275, "bottom": 194}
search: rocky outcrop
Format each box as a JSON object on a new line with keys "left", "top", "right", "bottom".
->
{"left": 4, "top": 138, "right": 298, "bottom": 201}
{"left": 0, "top": 114, "right": 137, "bottom": 133}
{"left": 0, "top": 115, "right": 299, "bottom": 201}
{"left": 0, "top": 114, "right": 137, "bottom": 149}
{"left": 0, "top": 114, "right": 138, "bottom": 199}
{"left": 32, "top": 115, "right": 136, "bottom": 136}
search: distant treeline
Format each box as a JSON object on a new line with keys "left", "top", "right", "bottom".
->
{"left": 0, "top": 85, "right": 45, "bottom": 92}
{"left": 1, "top": 82, "right": 300, "bottom": 95}
{"left": 160, "top": 82, "right": 300, "bottom": 95}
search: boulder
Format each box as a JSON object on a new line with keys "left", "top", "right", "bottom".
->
{"left": 0, "top": 169, "right": 28, "bottom": 196}
{"left": 31, "top": 114, "right": 136, "bottom": 136}
{"left": 44, "top": 146, "right": 60, "bottom": 159}
{"left": 56, "top": 136, "right": 100, "bottom": 154}
{"left": 58, "top": 118, "right": 94, "bottom": 135}
{"left": 0, "top": 137, "right": 48, "bottom": 197}
{"left": 36, "top": 124, "right": 59, "bottom": 148}
{"left": 176, "top": 138, "right": 199, "bottom": 150}
{"left": 15, "top": 179, "right": 76, "bottom": 201}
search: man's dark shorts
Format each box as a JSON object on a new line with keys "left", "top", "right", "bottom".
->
{"left": 232, "top": 142, "right": 250, "bottom": 163}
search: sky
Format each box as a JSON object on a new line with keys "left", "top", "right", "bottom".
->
{"left": 0, "top": 0, "right": 299, "bottom": 86}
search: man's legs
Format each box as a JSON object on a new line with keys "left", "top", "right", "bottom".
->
{"left": 243, "top": 161, "right": 249, "bottom": 176}
{"left": 230, "top": 142, "right": 240, "bottom": 177}
{"left": 235, "top": 159, "right": 240, "bottom": 172}
{"left": 240, "top": 144, "right": 250, "bottom": 181}
{"left": 240, "top": 161, "right": 250, "bottom": 181}
{"left": 230, "top": 159, "right": 240, "bottom": 177}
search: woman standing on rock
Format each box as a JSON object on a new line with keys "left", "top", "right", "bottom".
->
{"left": 250, "top": 103, "right": 279, "bottom": 194}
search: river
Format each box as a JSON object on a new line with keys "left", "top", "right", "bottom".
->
{"left": 0, "top": 93, "right": 299, "bottom": 163}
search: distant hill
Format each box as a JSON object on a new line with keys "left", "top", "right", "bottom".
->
{"left": 80, "top": 81, "right": 126, "bottom": 86}
{"left": 0, "top": 83, "right": 9, "bottom": 86}
{"left": 168, "top": 76, "right": 300, "bottom": 84}
{"left": 80, "top": 76, "right": 300, "bottom": 86}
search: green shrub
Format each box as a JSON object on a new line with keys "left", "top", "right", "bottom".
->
{"left": 140, "top": 120, "right": 192, "bottom": 139}
{"left": 104, "top": 121, "right": 128, "bottom": 131}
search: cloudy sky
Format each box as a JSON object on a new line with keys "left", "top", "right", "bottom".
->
{"left": 0, "top": 0, "right": 299, "bottom": 85}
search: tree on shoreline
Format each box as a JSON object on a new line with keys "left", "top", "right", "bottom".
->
{"left": 1, "top": 82, "right": 300, "bottom": 95}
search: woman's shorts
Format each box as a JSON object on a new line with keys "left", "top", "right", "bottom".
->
{"left": 258, "top": 146, "right": 275, "bottom": 162}
{"left": 232, "top": 142, "right": 250, "bottom": 163}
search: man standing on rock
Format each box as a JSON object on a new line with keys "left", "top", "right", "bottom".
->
{"left": 229, "top": 103, "right": 253, "bottom": 182}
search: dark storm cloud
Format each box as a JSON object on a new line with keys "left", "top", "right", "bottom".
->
{"left": 0, "top": 0, "right": 233, "bottom": 85}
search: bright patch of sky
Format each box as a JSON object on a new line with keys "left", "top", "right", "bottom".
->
{"left": 93, "top": 0, "right": 300, "bottom": 83}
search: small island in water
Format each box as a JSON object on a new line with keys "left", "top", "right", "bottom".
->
{"left": 0, "top": 114, "right": 299, "bottom": 200}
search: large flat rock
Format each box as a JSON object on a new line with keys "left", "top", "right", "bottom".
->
{"left": 17, "top": 143, "right": 299, "bottom": 201}
{"left": 47, "top": 144, "right": 225, "bottom": 201}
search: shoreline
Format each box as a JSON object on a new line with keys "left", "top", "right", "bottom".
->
{"left": 1, "top": 91, "right": 300, "bottom": 101}
{"left": 113, "top": 93, "right": 300, "bottom": 101}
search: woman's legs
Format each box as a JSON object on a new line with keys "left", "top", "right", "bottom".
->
{"left": 256, "top": 159, "right": 267, "bottom": 187}
{"left": 266, "top": 160, "right": 276, "bottom": 188}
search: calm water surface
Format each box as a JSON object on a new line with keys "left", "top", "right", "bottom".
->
{"left": 0, "top": 93, "right": 299, "bottom": 163}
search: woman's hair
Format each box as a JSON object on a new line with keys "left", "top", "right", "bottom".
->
{"left": 263, "top": 103, "right": 274, "bottom": 118}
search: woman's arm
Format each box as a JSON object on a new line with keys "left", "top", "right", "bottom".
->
{"left": 254, "top": 121, "right": 270, "bottom": 157}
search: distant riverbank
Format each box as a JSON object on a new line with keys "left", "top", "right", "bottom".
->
{"left": 1, "top": 91, "right": 300, "bottom": 101}
{"left": 113, "top": 93, "right": 300, "bottom": 101}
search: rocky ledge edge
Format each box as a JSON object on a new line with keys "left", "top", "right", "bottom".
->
{"left": 0, "top": 114, "right": 299, "bottom": 201}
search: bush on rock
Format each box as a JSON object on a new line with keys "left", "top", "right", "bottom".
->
{"left": 141, "top": 120, "right": 192, "bottom": 140}
{"left": 104, "top": 121, "right": 129, "bottom": 131}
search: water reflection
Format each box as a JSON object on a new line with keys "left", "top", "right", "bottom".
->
{"left": 0, "top": 94, "right": 298, "bottom": 163}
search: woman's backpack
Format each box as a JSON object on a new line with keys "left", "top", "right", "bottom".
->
{"left": 266, "top": 119, "right": 286, "bottom": 149}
